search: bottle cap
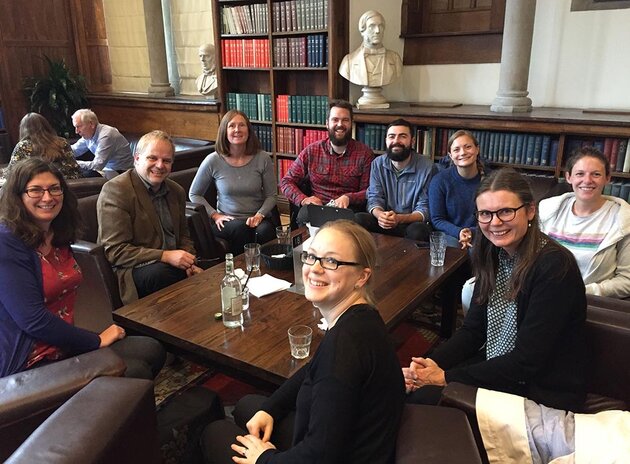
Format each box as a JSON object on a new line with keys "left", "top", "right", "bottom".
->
{"left": 214, "top": 312, "right": 222, "bottom": 320}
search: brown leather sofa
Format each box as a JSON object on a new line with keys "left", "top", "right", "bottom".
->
{"left": 439, "top": 295, "right": 630, "bottom": 463}
{"left": 0, "top": 348, "right": 132, "bottom": 461}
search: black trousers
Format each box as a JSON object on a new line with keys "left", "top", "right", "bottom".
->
{"left": 200, "top": 394, "right": 295, "bottom": 464}
{"left": 211, "top": 218, "right": 275, "bottom": 255}
{"left": 132, "top": 262, "right": 187, "bottom": 299}
{"left": 109, "top": 336, "right": 167, "bottom": 380}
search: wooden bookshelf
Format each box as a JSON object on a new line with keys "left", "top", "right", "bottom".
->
{"left": 212, "top": 0, "right": 349, "bottom": 211}
{"left": 353, "top": 103, "right": 630, "bottom": 202}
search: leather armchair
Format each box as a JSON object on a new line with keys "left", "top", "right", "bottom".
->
{"left": 6, "top": 376, "right": 160, "bottom": 464}
{"left": 0, "top": 348, "right": 126, "bottom": 461}
{"left": 439, "top": 298, "right": 630, "bottom": 462}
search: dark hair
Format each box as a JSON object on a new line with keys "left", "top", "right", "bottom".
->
{"left": 447, "top": 129, "right": 485, "bottom": 175}
{"left": 0, "top": 158, "right": 81, "bottom": 248}
{"left": 327, "top": 99, "right": 354, "bottom": 121}
{"left": 471, "top": 168, "right": 567, "bottom": 304}
{"left": 565, "top": 146, "right": 610, "bottom": 177}
{"left": 215, "top": 110, "right": 261, "bottom": 157}
{"left": 318, "top": 219, "right": 377, "bottom": 306}
{"left": 18, "top": 113, "right": 68, "bottom": 162}
{"left": 387, "top": 118, "right": 414, "bottom": 134}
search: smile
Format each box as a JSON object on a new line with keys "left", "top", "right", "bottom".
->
{"left": 309, "top": 279, "right": 327, "bottom": 287}
{"left": 490, "top": 230, "right": 509, "bottom": 237}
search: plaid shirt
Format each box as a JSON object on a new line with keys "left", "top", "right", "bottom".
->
{"left": 280, "top": 139, "right": 374, "bottom": 206}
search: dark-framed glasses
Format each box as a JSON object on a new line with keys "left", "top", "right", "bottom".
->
{"left": 475, "top": 204, "right": 527, "bottom": 224}
{"left": 300, "top": 251, "right": 360, "bottom": 270}
{"left": 24, "top": 186, "right": 64, "bottom": 198}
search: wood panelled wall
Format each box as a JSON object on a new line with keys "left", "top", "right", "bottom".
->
{"left": 0, "top": 0, "right": 110, "bottom": 144}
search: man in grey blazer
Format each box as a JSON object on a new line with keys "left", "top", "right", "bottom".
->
{"left": 97, "top": 130, "right": 201, "bottom": 305}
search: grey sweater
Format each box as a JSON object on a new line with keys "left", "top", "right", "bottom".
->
{"left": 189, "top": 151, "right": 277, "bottom": 219}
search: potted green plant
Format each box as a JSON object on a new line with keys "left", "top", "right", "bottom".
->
{"left": 24, "top": 55, "right": 89, "bottom": 138}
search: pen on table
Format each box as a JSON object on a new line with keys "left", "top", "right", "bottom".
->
{"left": 414, "top": 242, "right": 430, "bottom": 249}
{"left": 195, "top": 257, "right": 221, "bottom": 265}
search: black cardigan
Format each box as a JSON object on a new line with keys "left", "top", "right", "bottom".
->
{"left": 431, "top": 243, "right": 587, "bottom": 411}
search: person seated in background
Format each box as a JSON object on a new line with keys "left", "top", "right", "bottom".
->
{"left": 539, "top": 146, "right": 630, "bottom": 299}
{"left": 3, "top": 112, "right": 81, "bottom": 181}
{"left": 201, "top": 220, "right": 405, "bottom": 464}
{"left": 0, "top": 158, "right": 165, "bottom": 379}
{"left": 71, "top": 108, "right": 133, "bottom": 178}
{"left": 280, "top": 99, "right": 374, "bottom": 225}
{"left": 429, "top": 130, "right": 485, "bottom": 249}
{"left": 355, "top": 118, "right": 435, "bottom": 242}
{"left": 404, "top": 169, "right": 587, "bottom": 412}
{"left": 97, "top": 130, "right": 202, "bottom": 305}
{"left": 189, "top": 110, "right": 277, "bottom": 255}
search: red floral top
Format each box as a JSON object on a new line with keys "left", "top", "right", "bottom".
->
{"left": 26, "top": 246, "right": 83, "bottom": 368}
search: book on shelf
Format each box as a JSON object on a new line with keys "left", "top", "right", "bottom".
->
{"left": 532, "top": 135, "right": 543, "bottom": 166}
{"left": 540, "top": 136, "right": 552, "bottom": 166}
{"left": 603, "top": 138, "right": 614, "bottom": 164}
{"left": 609, "top": 138, "right": 620, "bottom": 172}
{"left": 615, "top": 139, "right": 628, "bottom": 172}
{"left": 272, "top": 0, "right": 328, "bottom": 33}
{"left": 623, "top": 141, "right": 630, "bottom": 173}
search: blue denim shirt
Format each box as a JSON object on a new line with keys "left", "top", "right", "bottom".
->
{"left": 366, "top": 151, "right": 436, "bottom": 220}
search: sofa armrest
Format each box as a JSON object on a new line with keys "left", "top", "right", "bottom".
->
{"left": 0, "top": 348, "right": 125, "bottom": 461}
{"left": 6, "top": 377, "right": 160, "bottom": 464}
{"left": 439, "top": 382, "right": 488, "bottom": 463}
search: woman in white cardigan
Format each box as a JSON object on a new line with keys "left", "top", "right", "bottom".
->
{"left": 539, "top": 146, "right": 630, "bottom": 299}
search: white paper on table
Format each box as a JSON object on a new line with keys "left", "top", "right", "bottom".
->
{"left": 246, "top": 274, "right": 292, "bottom": 298}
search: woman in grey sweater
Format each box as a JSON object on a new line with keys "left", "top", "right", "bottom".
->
{"left": 190, "top": 110, "right": 277, "bottom": 254}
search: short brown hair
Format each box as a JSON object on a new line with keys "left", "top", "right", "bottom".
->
{"left": 327, "top": 99, "right": 354, "bottom": 121}
{"left": 565, "top": 146, "right": 610, "bottom": 177}
{"left": 135, "top": 130, "right": 175, "bottom": 158}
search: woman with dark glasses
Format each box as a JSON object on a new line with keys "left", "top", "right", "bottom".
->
{"left": 202, "top": 220, "right": 405, "bottom": 464}
{"left": 404, "top": 169, "right": 587, "bottom": 412}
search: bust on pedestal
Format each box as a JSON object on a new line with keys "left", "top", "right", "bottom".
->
{"left": 196, "top": 43, "right": 218, "bottom": 99}
{"left": 339, "top": 11, "right": 402, "bottom": 109}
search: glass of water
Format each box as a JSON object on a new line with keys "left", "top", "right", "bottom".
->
{"left": 288, "top": 325, "right": 313, "bottom": 359}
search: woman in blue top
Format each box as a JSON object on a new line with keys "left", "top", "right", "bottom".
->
{"left": 189, "top": 110, "right": 277, "bottom": 254}
{"left": 429, "top": 130, "right": 485, "bottom": 249}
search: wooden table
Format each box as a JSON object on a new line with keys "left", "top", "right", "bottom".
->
{"left": 114, "top": 233, "right": 468, "bottom": 386}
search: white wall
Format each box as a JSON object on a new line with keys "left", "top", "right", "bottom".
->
{"left": 349, "top": 0, "right": 630, "bottom": 109}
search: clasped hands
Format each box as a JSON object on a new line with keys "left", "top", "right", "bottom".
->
{"left": 402, "top": 357, "right": 446, "bottom": 393}
{"left": 459, "top": 228, "right": 473, "bottom": 250}
{"left": 375, "top": 210, "right": 400, "bottom": 229}
{"left": 231, "top": 410, "right": 277, "bottom": 463}
{"left": 161, "top": 249, "right": 202, "bottom": 276}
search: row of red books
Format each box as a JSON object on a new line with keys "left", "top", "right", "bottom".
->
{"left": 221, "top": 39, "right": 270, "bottom": 68}
{"left": 276, "top": 127, "right": 328, "bottom": 155}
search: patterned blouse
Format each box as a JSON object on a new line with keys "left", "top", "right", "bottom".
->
{"left": 6, "top": 139, "right": 82, "bottom": 180}
{"left": 26, "top": 246, "right": 83, "bottom": 368}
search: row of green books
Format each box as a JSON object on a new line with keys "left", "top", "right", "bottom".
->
{"left": 276, "top": 95, "right": 328, "bottom": 125}
{"left": 436, "top": 128, "right": 559, "bottom": 167}
{"left": 253, "top": 125, "right": 273, "bottom": 152}
{"left": 225, "top": 93, "right": 272, "bottom": 122}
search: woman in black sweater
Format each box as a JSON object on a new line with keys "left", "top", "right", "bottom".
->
{"left": 404, "top": 169, "right": 587, "bottom": 411}
{"left": 202, "top": 220, "right": 405, "bottom": 464}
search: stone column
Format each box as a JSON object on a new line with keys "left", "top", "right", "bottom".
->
{"left": 143, "top": 0, "right": 175, "bottom": 97}
{"left": 490, "top": 0, "right": 536, "bottom": 113}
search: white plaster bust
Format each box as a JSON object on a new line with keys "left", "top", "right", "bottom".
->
{"left": 339, "top": 10, "right": 403, "bottom": 88}
{"left": 196, "top": 43, "right": 218, "bottom": 98}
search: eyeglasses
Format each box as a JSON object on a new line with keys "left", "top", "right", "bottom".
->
{"left": 300, "top": 251, "right": 360, "bottom": 270}
{"left": 475, "top": 204, "right": 527, "bottom": 224}
{"left": 24, "top": 186, "right": 64, "bottom": 198}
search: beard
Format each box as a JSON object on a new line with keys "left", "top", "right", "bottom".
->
{"left": 328, "top": 125, "right": 352, "bottom": 146}
{"left": 386, "top": 144, "right": 412, "bottom": 162}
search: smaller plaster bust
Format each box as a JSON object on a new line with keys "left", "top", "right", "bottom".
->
{"left": 196, "top": 43, "right": 218, "bottom": 98}
{"left": 339, "top": 11, "right": 403, "bottom": 88}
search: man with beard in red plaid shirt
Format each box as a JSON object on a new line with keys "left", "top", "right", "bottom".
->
{"left": 281, "top": 99, "right": 374, "bottom": 226}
